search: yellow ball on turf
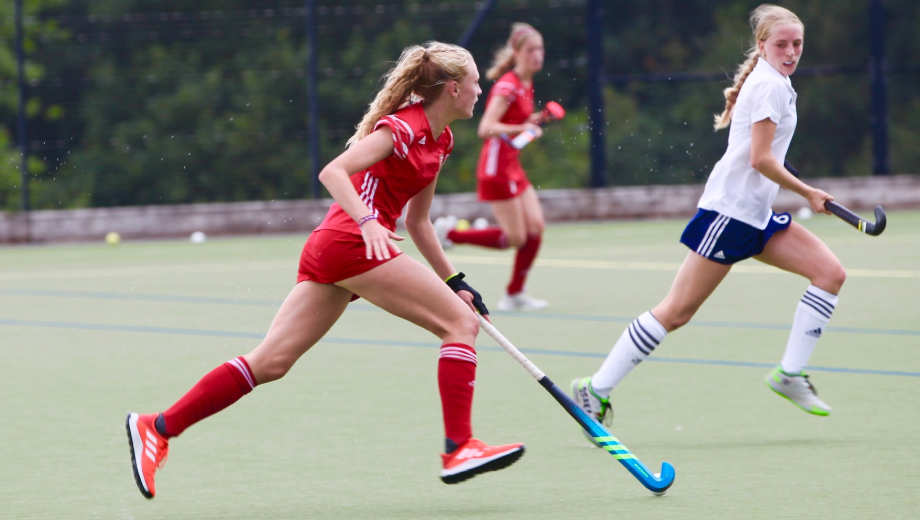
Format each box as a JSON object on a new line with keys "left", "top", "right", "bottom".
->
{"left": 456, "top": 219, "right": 470, "bottom": 231}
{"left": 105, "top": 232, "right": 121, "bottom": 246}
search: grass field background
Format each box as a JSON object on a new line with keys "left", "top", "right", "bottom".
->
{"left": 2, "top": 212, "right": 919, "bottom": 519}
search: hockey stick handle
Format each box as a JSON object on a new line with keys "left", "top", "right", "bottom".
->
{"left": 478, "top": 316, "right": 545, "bottom": 381}
{"left": 477, "top": 315, "right": 675, "bottom": 494}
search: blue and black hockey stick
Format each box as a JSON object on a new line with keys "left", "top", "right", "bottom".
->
{"left": 784, "top": 160, "right": 887, "bottom": 236}
{"left": 478, "top": 316, "right": 675, "bottom": 495}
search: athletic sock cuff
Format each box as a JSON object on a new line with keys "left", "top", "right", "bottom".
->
{"left": 226, "top": 356, "right": 257, "bottom": 392}
{"left": 439, "top": 343, "right": 477, "bottom": 365}
{"left": 806, "top": 285, "right": 838, "bottom": 305}
{"left": 638, "top": 311, "right": 668, "bottom": 340}
{"left": 800, "top": 286, "right": 837, "bottom": 321}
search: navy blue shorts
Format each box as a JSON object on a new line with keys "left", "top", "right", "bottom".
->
{"left": 680, "top": 209, "right": 791, "bottom": 265}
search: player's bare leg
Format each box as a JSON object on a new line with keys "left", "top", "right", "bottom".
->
{"left": 338, "top": 254, "right": 524, "bottom": 483}
{"left": 493, "top": 187, "right": 547, "bottom": 310}
{"left": 244, "top": 281, "right": 354, "bottom": 383}
{"left": 127, "top": 281, "right": 352, "bottom": 499}
{"left": 572, "top": 252, "right": 730, "bottom": 444}
{"left": 651, "top": 252, "right": 732, "bottom": 332}
{"left": 755, "top": 222, "right": 846, "bottom": 415}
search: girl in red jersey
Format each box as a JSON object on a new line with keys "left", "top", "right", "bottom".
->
{"left": 126, "top": 42, "right": 524, "bottom": 499}
{"left": 435, "top": 23, "right": 551, "bottom": 312}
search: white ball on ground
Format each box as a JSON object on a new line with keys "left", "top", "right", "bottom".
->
{"left": 190, "top": 231, "right": 207, "bottom": 244}
{"left": 472, "top": 217, "right": 489, "bottom": 229}
{"left": 105, "top": 232, "right": 121, "bottom": 246}
{"left": 797, "top": 206, "right": 814, "bottom": 220}
{"left": 651, "top": 473, "right": 667, "bottom": 497}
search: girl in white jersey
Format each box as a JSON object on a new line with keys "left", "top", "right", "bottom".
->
{"left": 571, "top": 5, "right": 846, "bottom": 441}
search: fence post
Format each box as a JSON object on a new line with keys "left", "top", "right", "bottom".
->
{"left": 15, "top": 0, "right": 30, "bottom": 224}
{"left": 306, "top": 0, "right": 322, "bottom": 197}
{"left": 869, "top": 0, "right": 889, "bottom": 175}
{"left": 586, "top": 0, "right": 606, "bottom": 187}
{"left": 457, "top": 0, "right": 497, "bottom": 48}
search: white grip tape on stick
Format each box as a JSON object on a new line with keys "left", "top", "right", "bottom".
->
{"left": 478, "top": 316, "right": 546, "bottom": 381}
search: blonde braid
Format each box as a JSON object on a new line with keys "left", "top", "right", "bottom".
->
{"left": 713, "top": 53, "right": 759, "bottom": 130}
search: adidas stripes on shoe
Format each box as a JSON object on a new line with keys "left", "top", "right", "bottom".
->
{"left": 440, "top": 438, "right": 525, "bottom": 484}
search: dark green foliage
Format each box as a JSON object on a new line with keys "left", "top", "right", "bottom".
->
{"left": 0, "top": 0, "right": 918, "bottom": 209}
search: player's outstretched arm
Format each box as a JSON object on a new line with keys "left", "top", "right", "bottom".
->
{"left": 477, "top": 95, "right": 542, "bottom": 140}
{"left": 405, "top": 177, "right": 487, "bottom": 318}
{"left": 405, "top": 174, "right": 455, "bottom": 279}
{"left": 750, "top": 119, "right": 832, "bottom": 215}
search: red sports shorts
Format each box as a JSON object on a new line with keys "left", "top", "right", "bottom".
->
{"left": 477, "top": 175, "right": 531, "bottom": 202}
{"left": 297, "top": 229, "right": 401, "bottom": 286}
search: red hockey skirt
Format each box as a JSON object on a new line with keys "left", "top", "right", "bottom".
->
{"left": 297, "top": 229, "right": 401, "bottom": 300}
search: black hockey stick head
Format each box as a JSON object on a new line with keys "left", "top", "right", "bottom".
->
{"left": 869, "top": 205, "right": 888, "bottom": 236}
{"left": 824, "top": 201, "right": 887, "bottom": 236}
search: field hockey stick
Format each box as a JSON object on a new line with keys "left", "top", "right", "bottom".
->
{"left": 502, "top": 101, "right": 567, "bottom": 149}
{"left": 477, "top": 315, "right": 675, "bottom": 495}
{"left": 783, "top": 161, "right": 888, "bottom": 236}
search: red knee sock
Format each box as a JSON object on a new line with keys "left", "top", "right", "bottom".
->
{"left": 438, "top": 343, "right": 476, "bottom": 452}
{"left": 447, "top": 227, "right": 509, "bottom": 250}
{"left": 507, "top": 234, "right": 542, "bottom": 295}
{"left": 159, "top": 356, "right": 257, "bottom": 438}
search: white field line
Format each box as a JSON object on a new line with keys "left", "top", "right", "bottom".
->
{"left": 0, "top": 261, "right": 293, "bottom": 281}
{"left": 447, "top": 255, "right": 920, "bottom": 279}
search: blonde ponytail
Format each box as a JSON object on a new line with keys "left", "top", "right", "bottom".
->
{"left": 347, "top": 41, "right": 472, "bottom": 148}
{"left": 486, "top": 22, "right": 541, "bottom": 81}
{"left": 713, "top": 4, "right": 803, "bottom": 130}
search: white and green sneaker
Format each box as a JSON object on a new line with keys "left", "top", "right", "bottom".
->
{"left": 570, "top": 377, "right": 613, "bottom": 447}
{"left": 765, "top": 365, "right": 832, "bottom": 416}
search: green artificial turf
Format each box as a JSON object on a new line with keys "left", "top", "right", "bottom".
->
{"left": 1, "top": 212, "right": 918, "bottom": 519}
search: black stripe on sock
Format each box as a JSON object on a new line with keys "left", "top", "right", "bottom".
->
{"left": 805, "top": 290, "right": 835, "bottom": 309}
{"left": 627, "top": 325, "right": 652, "bottom": 355}
{"left": 634, "top": 320, "right": 661, "bottom": 346}
{"left": 628, "top": 323, "right": 654, "bottom": 354}
{"left": 802, "top": 292, "right": 834, "bottom": 312}
{"left": 800, "top": 299, "right": 832, "bottom": 319}
{"left": 802, "top": 293, "right": 834, "bottom": 315}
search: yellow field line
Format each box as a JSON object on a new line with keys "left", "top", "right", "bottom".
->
{"left": 447, "top": 255, "right": 920, "bottom": 279}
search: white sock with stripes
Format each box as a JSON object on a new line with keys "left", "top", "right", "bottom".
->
{"left": 780, "top": 285, "right": 838, "bottom": 374}
{"left": 591, "top": 311, "right": 667, "bottom": 397}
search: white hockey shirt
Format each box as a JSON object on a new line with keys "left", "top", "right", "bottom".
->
{"left": 697, "top": 58, "right": 798, "bottom": 229}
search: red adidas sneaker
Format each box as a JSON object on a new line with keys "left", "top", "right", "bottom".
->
{"left": 126, "top": 413, "right": 169, "bottom": 499}
{"left": 440, "top": 438, "right": 525, "bottom": 484}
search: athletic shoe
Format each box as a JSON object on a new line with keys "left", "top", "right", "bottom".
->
{"left": 497, "top": 292, "right": 548, "bottom": 312}
{"left": 126, "top": 413, "right": 169, "bottom": 499}
{"left": 765, "top": 365, "right": 832, "bottom": 416}
{"left": 433, "top": 216, "right": 457, "bottom": 249}
{"left": 570, "top": 377, "right": 613, "bottom": 447}
{"left": 440, "top": 438, "right": 525, "bottom": 484}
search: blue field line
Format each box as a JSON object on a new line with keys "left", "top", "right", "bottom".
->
{"left": 2, "top": 317, "right": 918, "bottom": 378}
{"left": 3, "top": 288, "right": 920, "bottom": 337}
